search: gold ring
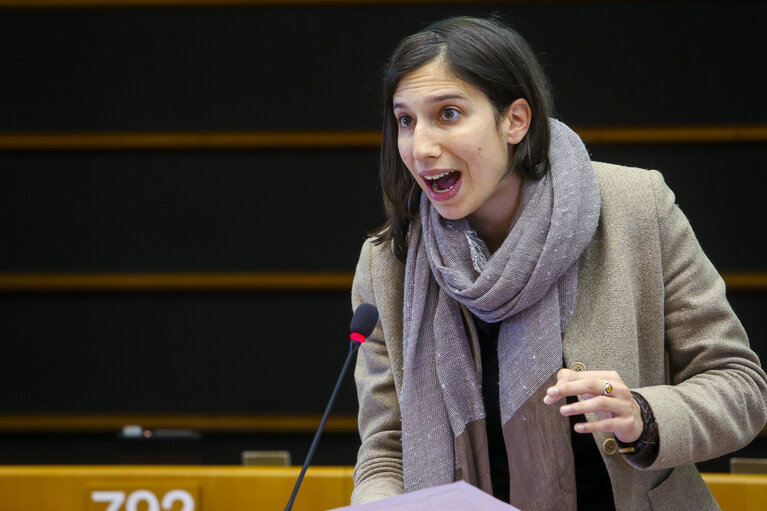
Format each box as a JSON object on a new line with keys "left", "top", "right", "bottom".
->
{"left": 603, "top": 379, "right": 614, "bottom": 396}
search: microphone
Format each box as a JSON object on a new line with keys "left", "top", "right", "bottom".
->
{"left": 284, "top": 303, "right": 379, "bottom": 511}
{"left": 348, "top": 303, "right": 379, "bottom": 349}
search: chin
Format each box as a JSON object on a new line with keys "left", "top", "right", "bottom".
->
{"left": 431, "top": 203, "right": 469, "bottom": 221}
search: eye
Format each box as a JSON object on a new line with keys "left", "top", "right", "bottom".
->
{"left": 440, "top": 107, "right": 461, "bottom": 121}
{"left": 397, "top": 114, "right": 414, "bottom": 129}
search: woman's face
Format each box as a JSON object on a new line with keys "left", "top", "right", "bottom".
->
{"left": 393, "top": 59, "right": 525, "bottom": 229}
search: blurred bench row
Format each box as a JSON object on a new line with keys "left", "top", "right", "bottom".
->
{"left": 0, "top": 126, "right": 765, "bottom": 149}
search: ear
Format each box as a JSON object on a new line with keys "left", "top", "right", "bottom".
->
{"left": 503, "top": 98, "right": 532, "bottom": 145}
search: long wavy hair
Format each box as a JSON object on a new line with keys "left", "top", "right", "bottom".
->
{"left": 372, "top": 16, "right": 554, "bottom": 261}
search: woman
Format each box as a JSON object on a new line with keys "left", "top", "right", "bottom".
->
{"left": 351, "top": 16, "right": 767, "bottom": 510}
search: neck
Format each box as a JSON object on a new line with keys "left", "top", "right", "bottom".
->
{"left": 469, "top": 172, "right": 523, "bottom": 253}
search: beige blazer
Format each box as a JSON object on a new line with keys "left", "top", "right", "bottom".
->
{"left": 351, "top": 163, "right": 767, "bottom": 510}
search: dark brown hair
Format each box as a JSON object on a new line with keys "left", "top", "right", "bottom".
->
{"left": 373, "top": 16, "right": 554, "bottom": 261}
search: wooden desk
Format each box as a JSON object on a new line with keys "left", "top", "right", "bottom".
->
{"left": 0, "top": 466, "right": 352, "bottom": 511}
{"left": 1, "top": 467, "right": 765, "bottom": 510}
{"left": 702, "top": 473, "right": 767, "bottom": 511}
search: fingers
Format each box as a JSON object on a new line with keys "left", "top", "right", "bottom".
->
{"left": 567, "top": 396, "right": 643, "bottom": 442}
{"left": 542, "top": 369, "right": 643, "bottom": 442}
{"left": 556, "top": 377, "right": 629, "bottom": 403}
{"left": 571, "top": 416, "right": 635, "bottom": 435}
{"left": 559, "top": 395, "right": 633, "bottom": 419}
{"left": 543, "top": 369, "right": 626, "bottom": 405}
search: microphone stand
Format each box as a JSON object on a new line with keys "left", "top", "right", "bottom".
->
{"left": 284, "top": 341, "right": 361, "bottom": 511}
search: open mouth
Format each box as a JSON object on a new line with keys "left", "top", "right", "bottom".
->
{"left": 424, "top": 170, "right": 461, "bottom": 194}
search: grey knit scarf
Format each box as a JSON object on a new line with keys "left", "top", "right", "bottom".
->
{"left": 401, "top": 119, "right": 601, "bottom": 492}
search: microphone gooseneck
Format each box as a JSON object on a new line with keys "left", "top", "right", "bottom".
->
{"left": 284, "top": 303, "right": 380, "bottom": 511}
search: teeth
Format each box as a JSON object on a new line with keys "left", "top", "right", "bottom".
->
{"left": 433, "top": 184, "right": 455, "bottom": 194}
{"left": 424, "top": 172, "right": 451, "bottom": 180}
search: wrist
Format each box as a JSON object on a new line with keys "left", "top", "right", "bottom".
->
{"left": 616, "top": 391, "right": 659, "bottom": 465}
{"left": 617, "top": 396, "right": 643, "bottom": 444}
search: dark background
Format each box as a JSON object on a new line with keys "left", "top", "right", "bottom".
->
{"left": 0, "top": 1, "right": 765, "bottom": 470}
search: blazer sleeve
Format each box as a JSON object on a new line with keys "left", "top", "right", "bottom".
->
{"left": 632, "top": 170, "right": 767, "bottom": 470}
{"left": 350, "top": 240, "right": 406, "bottom": 503}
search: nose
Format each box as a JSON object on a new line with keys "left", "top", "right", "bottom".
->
{"left": 412, "top": 123, "right": 441, "bottom": 162}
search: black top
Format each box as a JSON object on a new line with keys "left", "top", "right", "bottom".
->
{"left": 473, "top": 316, "right": 615, "bottom": 510}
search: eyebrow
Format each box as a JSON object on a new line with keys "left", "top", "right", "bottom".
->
{"left": 393, "top": 93, "right": 468, "bottom": 110}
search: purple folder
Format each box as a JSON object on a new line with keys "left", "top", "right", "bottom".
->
{"left": 330, "top": 481, "right": 522, "bottom": 511}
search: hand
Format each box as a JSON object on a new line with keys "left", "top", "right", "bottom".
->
{"left": 542, "top": 368, "right": 643, "bottom": 443}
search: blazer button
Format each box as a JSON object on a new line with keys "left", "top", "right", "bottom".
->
{"left": 603, "top": 438, "right": 618, "bottom": 455}
{"left": 570, "top": 362, "right": 586, "bottom": 372}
